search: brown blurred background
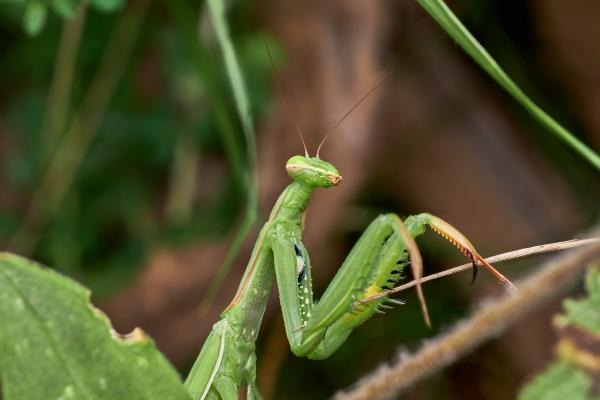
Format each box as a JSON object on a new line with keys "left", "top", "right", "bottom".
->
{"left": 1, "top": 0, "right": 599, "bottom": 398}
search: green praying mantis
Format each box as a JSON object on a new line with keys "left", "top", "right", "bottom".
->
{"left": 184, "top": 137, "right": 516, "bottom": 398}
{"left": 186, "top": 7, "right": 517, "bottom": 397}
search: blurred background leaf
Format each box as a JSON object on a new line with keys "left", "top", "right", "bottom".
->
{"left": 17, "top": 0, "right": 124, "bottom": 35}
{"left": 519, "top": 267, "right": 600, "bottom": 400}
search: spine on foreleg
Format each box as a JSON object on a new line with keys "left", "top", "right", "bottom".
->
{"left": 310, "top": 236, "right": 410, "bottom": 361}
{"left": 350, "top": 235, "right": 408, "bottom": 324}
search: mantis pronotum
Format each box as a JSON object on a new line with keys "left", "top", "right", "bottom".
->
{"left": 184, "top": 150, "right": 515, "bottom": 399}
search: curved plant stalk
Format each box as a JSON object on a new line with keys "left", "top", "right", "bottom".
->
{"left": 40, "top": 1, "right": 87, "bottom": 157}
{"left": 164, "top": 0, "right": 248, "bottom": 198}
{"left": 198, "top": 0, "right": 259, "bottom": 311}
{"left": 417, "top": 0, "right": 600, "bottom": 172}
{"left": 166, "top": 131, "right": 200, "bottom": 222}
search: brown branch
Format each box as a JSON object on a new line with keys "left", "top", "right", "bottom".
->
{"left": 335, "top": 232, "right": 600, "bottom": 400}
{"left": 355, "top": 237, "right": 600, "bottom": 305}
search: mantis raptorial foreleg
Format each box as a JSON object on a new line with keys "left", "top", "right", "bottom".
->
{"left": 272, "top": 214, "right": 418, "bottom": 358}
{"left": 272, "top": 212, "right": 514, "bottom": 360}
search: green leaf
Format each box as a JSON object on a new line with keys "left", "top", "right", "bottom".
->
{"left": 519, "top": 268, "right": 600, "bottom": 399}
{"left": 585, "top": 266, "right": 600, "bottom": 301}
{"left": 518, "top": 362, "right": 598, "bottom": 400}
{"left": 23, "top": 0, "right": 47, "bottom": 36}
{"left": 563, "top": 268, "right": 600, "bottom": 332}
{"left": 0, "top": 253, "right": 192, "bottom": 400}
{"left": 417, "top": 0, "right": 600, "bottom": 172}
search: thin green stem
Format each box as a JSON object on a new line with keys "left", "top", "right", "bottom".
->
{"left": 166, "top": 130, "right": 200, "bottom": 223}
{"left": 40, "top": 1, "right": 87, "bottom": 158}
{"left": 198, "top": 0, "right": 259, "bottom": 311}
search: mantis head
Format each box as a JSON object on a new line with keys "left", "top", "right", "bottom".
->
{"left": 286, "top": 155, "right": 342, "bottom": 188}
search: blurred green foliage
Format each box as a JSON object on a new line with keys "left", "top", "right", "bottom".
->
{"left": 16, "top": 0, "right": 123, "bottom": 35}
{"left": 0, "top": 1, "right": 272, "bottom": 296}
{"left": 519, "top": 268, "right": 600, "bottom": 400}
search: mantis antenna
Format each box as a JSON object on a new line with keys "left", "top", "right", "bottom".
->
{"left": 315, "top": 71, "right": 391, "bottom": 158}
{"left": 264, "top": 38, "right": 309, "bottom": 157}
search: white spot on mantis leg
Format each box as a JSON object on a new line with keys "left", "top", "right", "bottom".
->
{"left": 296, "top": 255, "right": 304, "bottom": 276}
{"left": 294, "top": 244, "right": 308, "bottom": 282}
{"left": 200, "top": 320, "right": 228, "bottom": 400}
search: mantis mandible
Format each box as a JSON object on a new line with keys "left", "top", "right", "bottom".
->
{"left": 184, "top": 151, "right": 515, "bottom": 399}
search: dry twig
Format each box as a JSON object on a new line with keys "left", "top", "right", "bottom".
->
{"left": 356, "top": 237, "right": 600, "bottom": 305}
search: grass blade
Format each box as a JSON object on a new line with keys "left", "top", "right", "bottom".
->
{"left": 200, "top": 0, "right": 259, "bottom": 310}
{"left": 417, "top": 0, "right": 600, "bottom": 172}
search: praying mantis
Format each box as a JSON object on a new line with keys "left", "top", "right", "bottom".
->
{"left": 184, "top": 150, "right": 515, "bottom": 399}
{"left": 187, "top": 5, "right": 517, "bottom": 397}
